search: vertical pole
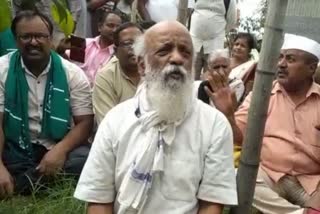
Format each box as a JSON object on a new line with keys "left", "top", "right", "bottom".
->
{"left": 177, "top": 0, "right": 188, "bottom": 25}
{"left": 229, "top": 0, "right": 288, "bottom": 213}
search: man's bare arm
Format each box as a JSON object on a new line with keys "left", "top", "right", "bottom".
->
{"left": 87, "top": 202, "right": 113, "bottom": 214}
{"left": 0, "top": 112, "right": 14, "bottom": 197}
{"left": 198, "top": 200, "right": 223, "bottom": 214}
{"left": 55, "top": 114, "right": 93, "bottom": 153}
{"left": 37, "top": 114, "right": 93, "bottom": 175}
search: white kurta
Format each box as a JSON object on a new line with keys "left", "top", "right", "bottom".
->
{"left": 190, "top": 0, "right": 237, "bottom": 54}
{"left": 146, "top": 0, "right": 195, "bottom": 22}
{"left": 74, "top": 91, "right": 237, "bottom": 213}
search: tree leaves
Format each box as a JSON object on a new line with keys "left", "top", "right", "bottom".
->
{"left": 51, "top": 0, "right": 75, "bottom": 37}
{"left": 0, "top": 0, "right": 12, "bottom": 32}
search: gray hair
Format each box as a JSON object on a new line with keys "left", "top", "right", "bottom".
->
{"left": 133, "top": 34, "right": 146, "bottom": 57}
{"left": 208, "top": 49, "right": 230, "bottom": 64}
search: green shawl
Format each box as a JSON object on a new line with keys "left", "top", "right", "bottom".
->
{"left": 4, "top": 50, "right": 71, "bottom": 157}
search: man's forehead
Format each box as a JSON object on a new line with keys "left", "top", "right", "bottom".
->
{"left": 145, "top": 30, "right": 192, "bottom": 50}
{"left": 280, "top": 49, "right": 306, "bottom": 56}
{"left": 146, "top": 22, "right": 191, "bottom": 40}
{"left": 16, "top": 17, "right": 49, "bottom": 33}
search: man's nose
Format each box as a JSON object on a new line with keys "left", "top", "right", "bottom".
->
{"left": 278, "top": 57, "right": 287, "bottom": 68}
{"left": 30, "top": 36, "right": 39, "bottom": 45}
{"left": 169, "top": 49, "right": 184, "bottom": 65}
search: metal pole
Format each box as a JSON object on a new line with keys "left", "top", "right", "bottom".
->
{"left": 229, "top": 0, "right": 288, "bottom": 213}
{"left": 177, "top": 0, "right": 188, "bottom": 25}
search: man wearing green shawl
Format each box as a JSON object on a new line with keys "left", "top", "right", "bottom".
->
{"left": 0, "top": 11, "right": 93, "bottom": 198}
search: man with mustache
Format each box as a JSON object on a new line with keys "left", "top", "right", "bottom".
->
{"left": 58, "top": 11, "right": 123, "bottom": 87}
{"left": 0, "top": 11, "right": 93, "bottom": 197}
{"left": 210, "top": 34, "right": 320, "bottom": 213}
{"left": 74, "top": 21, "right": 237, "bottom": 213}
{"left": 92, "top": 22, "right": 143, "bottom": 125}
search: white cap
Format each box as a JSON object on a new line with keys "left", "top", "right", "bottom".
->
{"left": 282, "top": 34, "right": 320, "bottom": 60}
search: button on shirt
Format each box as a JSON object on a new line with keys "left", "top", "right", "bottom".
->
{"left": 74, "top": 98, "right": 237, "bottom": 213}
{"left": 0, "top": 53, "right": 93, "bottom": 149}
{"left": 235, "top": 81, "right": 320, "bottom": 194}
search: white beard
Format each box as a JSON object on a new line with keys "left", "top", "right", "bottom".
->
{"left": 144, "top": 61, "right": 194, "bottom": 123}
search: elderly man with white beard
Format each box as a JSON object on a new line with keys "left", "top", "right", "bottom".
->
{"left": 74, "top": 21, "right": 237, "bottom": 214}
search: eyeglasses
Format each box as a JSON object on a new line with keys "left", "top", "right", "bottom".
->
{"left": 18, "top": 33, "right": 50, "bottom": 43}
{"left": 118, "top": 41, "right": 134, "bottom": 49}
{"left": 208, "top": 65, "right": 229, "bottom": 70}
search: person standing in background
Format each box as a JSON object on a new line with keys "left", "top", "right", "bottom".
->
{"left": 190, "top": 0, "right": 237, "bottom": 80}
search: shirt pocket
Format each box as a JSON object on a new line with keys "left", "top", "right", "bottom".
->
{"left": 309, "top": 126, "right": 320, "bottom": 161}
{"left": 160, "top": 159, "right": 201, "bottom": 202}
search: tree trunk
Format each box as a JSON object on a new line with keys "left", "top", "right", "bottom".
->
{"left": 229, "top": 0, "right": 288, "bottom": 213}
{"left": 177, "top": 0, "right": 188, "bottom": 25}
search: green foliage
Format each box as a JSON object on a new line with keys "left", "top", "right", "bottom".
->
{"left": 0, "top": 0, "right": 12, "bottom": 32}
{"left": 51, "top": 0, "right": 75, "bottom": 37}
{"left": 239, "top": 0, "right": 268, "bottom": 42}
{"left": 0, "top": 178, "right": 85, "bottom": 214}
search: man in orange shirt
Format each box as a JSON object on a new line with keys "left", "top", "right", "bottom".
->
{"left": 205, "top": 34, "right": 320, "bottom": 214}
{"left": 239, "top": 34, "right": 320, "bottom": 213}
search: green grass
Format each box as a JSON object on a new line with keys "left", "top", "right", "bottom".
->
{"left": 0, "top": 178, "right": 259, "bottom": 214}
{"left": 0, "top": 178, "right": 85, "bottom": 214}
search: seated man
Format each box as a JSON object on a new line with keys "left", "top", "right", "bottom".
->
{"left": 74, "top": 21, "right": 237, "bottom": 213}
{"left": 92, "top": 22, "right": 143, "bottom": 124}
{"left": 210, "top": 34, "right": 320, "bottom": 213}
{"left": 0, "top": 11, "right": 93, "bottom": 197}
{"left": 58, "top": 11, "right": 123, "bottom": 86}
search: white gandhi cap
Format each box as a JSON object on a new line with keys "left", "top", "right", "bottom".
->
{"left": 281, "top": 34, "right": 320, "bottom": 60}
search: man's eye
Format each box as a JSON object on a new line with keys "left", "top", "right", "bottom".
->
{"left": 20, "top": 35, "right": 30, "bottom": 40}
{"left": 287, "top": 57, "right": 295, "bottom": 63}
{"left": 157, "top": 50, "right": 169, "bottom": 56}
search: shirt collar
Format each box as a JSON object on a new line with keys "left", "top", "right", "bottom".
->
{"left": 271, "top": 80, "right": 320, "bottom": 98}
{"left": 93, "top": 36, "right": 114, "bottom": 51}
{"left": 21, "top": 56, "right": 51, "bottom": 77}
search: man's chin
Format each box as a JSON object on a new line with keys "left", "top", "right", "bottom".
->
{"left": 23, "top": 54, "right": 46, "bottom": 62}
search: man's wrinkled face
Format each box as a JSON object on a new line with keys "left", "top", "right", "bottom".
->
{"left": 277, "top": 49, "right": 314, "bottom": 90}
{"left": 144, "top": 27, "right": 194, "bottom": 89}
{"left": 207, "top": 56, "right": 231, "bottom": 77}
{"left": 15, "top": 16, "right": 52, "bottom": 62}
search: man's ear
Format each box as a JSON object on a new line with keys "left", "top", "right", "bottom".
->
{"left": 137, "top": 56, "right": 146, "bottom": 76}
{"left": 309, "top": 62, "right": 318, "bottom": 75}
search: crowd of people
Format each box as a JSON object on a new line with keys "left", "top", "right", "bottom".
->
{"left": 0, "top": 0, "right": 320, "bottom": 214}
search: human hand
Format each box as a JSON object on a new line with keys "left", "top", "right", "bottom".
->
{"left": 205, "top": 73, "right": 237, "bottom": 117}
{"left": 0, "top": 164, "right": 14, "bottom": 198}
{"left": 36, "top": 145, "right": 67, "bottom": 176}
{"left": 56, "top": 37, "right": 71, "bottom": 55}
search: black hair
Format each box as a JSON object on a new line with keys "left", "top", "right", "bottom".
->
{"left": 139, "top": 20, "right": 156, "bottom": 30}
{"left": 11, "top": 10, "right": 53, "bottom": 37}
{"left": 97, "top": 10, "right": 123, "bottom": 25}
{"left": 233, "top": 32, "right": 257, "bottom": 51}
{"left": 302, "top": 51, "right": 319, "bottom": 65}
{"left": 113, "top": 22, "right": 143, "bottom": 46}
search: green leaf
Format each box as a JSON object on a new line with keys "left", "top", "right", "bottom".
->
{"left": 0, "top": 0, "right": 12, "bottom": 32}
{"left": 51, "top": 0, "right": 75, "bottom": 37}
